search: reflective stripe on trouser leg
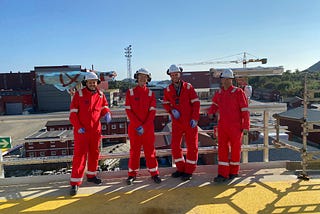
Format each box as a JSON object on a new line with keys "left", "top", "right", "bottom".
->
{"left": 229, "top": 130, "right": 243, "bottom": 175}
{"left": 217, "top": 127, "right": 230, "bottom": 178}
{"left": 142, "top": 131, "right": 159, "bottom": 176}
{"left": 128, "top": 167, "right": 139, "bottom": 177}
{"left": 70, "top": 132, "right": 89, "bottom": 186}
{"left": 128, "top": 128, "right": 142, "bottom": 177}
{"left": 218, "top": 161, "right": 230, "bottom": 178}
{"left": 171, "top": 125, "right": 185, "bottom": 172}
{"left": 173, "top": 157, "right": 185, "bottom": 172}
{"left": 184, "top": 125, "right": 198, "bottom": 174}
{"left": 86, "top": 132, "right": 101, "bottom": 178}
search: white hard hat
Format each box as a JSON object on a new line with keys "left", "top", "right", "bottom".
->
{"left": 84, "top": 72, "right": 99, "bottom": 81}
{"left": 136, "top": 68, "right": 150, "bottom": 76}
{"left": 220, "top": 69, "right": 234, "bottom": 79}
{"left": 167, "top": 64, "right": 183, "bottom": 75}
{"left": 134, "top": 68, "right": 152, "bottom": 81}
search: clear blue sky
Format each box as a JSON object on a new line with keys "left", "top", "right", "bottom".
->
{"left": 0, "top": 0, "right": 319, "bottom": 80}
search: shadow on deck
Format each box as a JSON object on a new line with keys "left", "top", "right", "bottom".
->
{"left": 1, "top": 161, "right": 320, "bottom": 214}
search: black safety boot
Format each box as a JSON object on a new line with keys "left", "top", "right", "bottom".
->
{"left": 229, "top": 174, "right": 239, "bottom": 180}
{"left": 181, "top": 173, "right": 192, "bottom": 181}
{"left": 87, "top": 176, "right": 102, "bottom": 185}
{"left": 126, "top": 176, "right": 136, "bottom": 185}
{"left": 214, "top": 174, "right": 228, "bottom": 183}
{"left": 171, "top": 171, "right": 184, "bottom": 178}
{"left": 70, "top": 185, "right": 78, "bottom": 196}
{"left": 152, "top": 175, "right": 162, "bottom": 184}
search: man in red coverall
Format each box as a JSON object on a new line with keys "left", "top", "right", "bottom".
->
{"left": 236, "top": 76, "right": 252, "bottom": 102}
{"left": 208, "top": 69, "right": 250, "bottom": 182}
{"left": 69, "top": 71, "right": 112, "bottom": 196}
{"left": 163, "top": 64, "right": 200, "bottom": 181}
{"left": 125, "top": 68, "right": 161, "bottom": 185}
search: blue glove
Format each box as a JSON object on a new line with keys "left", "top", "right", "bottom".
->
{"left": 78, "top": 128, "right": 85, "bottom": 134}
{"left": 104, "top": 112, "right": 112, "bottom": 124}
{"left": 171, "top": 109, "right": 180, "bottom": 119}
{"left": 190, "top": 119, "right": 197, "bottom": 128}
{"left": 136, "top": 126, "right": 144, "bottom": 136}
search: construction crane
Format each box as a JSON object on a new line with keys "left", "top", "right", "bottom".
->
{"left": 179, "top": 52, "right": 267, "bottom": 68}
{"left": 178, "top": 52, "right": 283, "bottom": 77}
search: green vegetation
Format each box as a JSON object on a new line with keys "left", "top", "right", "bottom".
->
{"left": 249, "top": 70, "right": 320, "bottom": 98}
{"left": 108, "top": 80, "right": 132, "bottom": 92}
{"left": 108, "top": 80, "right": 157, "bottom": 92}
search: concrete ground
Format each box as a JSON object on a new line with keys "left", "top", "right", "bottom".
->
{"left": 1, "top": 162, "right": 320, "bottom": 214}
{"left": 0, "top": 112, "right": 69, "bottom": 145}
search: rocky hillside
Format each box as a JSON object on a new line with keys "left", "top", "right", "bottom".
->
{"left": 306, "top": 61, "right": 320, "bottom": 72}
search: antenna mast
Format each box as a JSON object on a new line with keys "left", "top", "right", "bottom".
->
{"left": 124, "top": 45, "right": 132, "bottom": 81}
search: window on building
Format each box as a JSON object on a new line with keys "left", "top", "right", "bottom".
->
{"left": 51, "top": 151, "right": 56, "bottom": 156}
{"left": 62, "top": 150, "right": 67, "bottom": 155}
{"left": 102, "top": 125, "right": 107, "bottom": 130}
{"left": 111, "top": 124, "right": 116, "bottom": 129}
{"left": 119, "top": 123, "right": 125, "bottom": 128}
{"left": 28, "top": 142, "right": 33, "bottom": 145}
{"left": 29, "top": 152, "right": 35, "bottom": 157}
{"left": 49, "top": 128, "right": 55, "bottom": 131}
{"left": 40, "top": 152, "right": 45, "bottom": 157}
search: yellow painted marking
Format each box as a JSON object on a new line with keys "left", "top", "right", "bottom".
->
{"left": 214, "top": 188, "right": 237, "bottom": 198}
{"left": 108, "top": 196, "right": 120, "bottom": 201}
{"left": 0, "top": 179, "right": 319, "bottom": 214}
{"left": 188, "top": 204, "right": 238, "bottom": 214}
{"left": 139, "top": 193, "right": 163, "bottom": 204}
{"left": 124, "top": 184, "right": 149, "bottom": 194}
{"left": 21, "top": 199, "right": 79, "bottom": 212}
{"left": 0, "top": 203, "right": 18, "bottom": 209}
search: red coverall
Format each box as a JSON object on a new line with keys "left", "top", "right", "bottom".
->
{"left": 163, "top": 81, "right": 200, "bottom": 174}
{"left": 125, "top": 86, "right": 159, "bottom": 177}
{"left": 69, "top": 88, "right": 110, "bottom": 186}
{"left": 208, "top": 86, "right": 250, "bottom": 178}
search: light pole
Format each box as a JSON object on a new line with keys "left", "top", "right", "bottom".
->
{"left": 124, "top": 45, "right": 132, "bottom": 86}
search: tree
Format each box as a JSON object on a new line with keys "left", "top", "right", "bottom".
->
{"left": 249, "top": 70, "right": 320, "bottom": 99}
{"left": 277, "top": 81, "right": 292, "bottom": 91}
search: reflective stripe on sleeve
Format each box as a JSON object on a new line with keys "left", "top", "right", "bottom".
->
{"left": 212, "top": 102, "right": 218, "bottom": 107}
{"left": 148, "top": 90, "right": 152, "bottom": 96}
{"left": 102, "top": 106, "right": 109, "bottom": 110}
{"left": 149, "top": 106, "right": 156, "bottom": 111}
{"left": 241, "top": 107, "right": 249, "bottom": 111}
{"left": 129, "top": 89, "right": 134, "bottom": 96}
{"left": 191, "top": 98, "right": 200, "bottom": 103}
{"left": 70, "top": 109, "right": 78, "bottom": 113}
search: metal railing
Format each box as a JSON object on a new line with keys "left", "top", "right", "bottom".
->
{"left": 1, "top": 102, "right": 288, "bottom": 174}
